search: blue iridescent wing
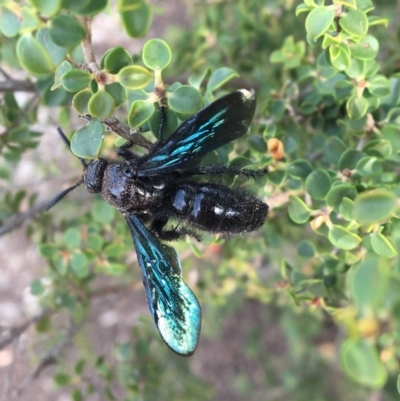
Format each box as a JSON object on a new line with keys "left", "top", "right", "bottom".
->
{"left": 125, "top": 213, "right": 201, "bottom": 356}
{"left": 137, "top": 89, "right": 256, "bottom": 176}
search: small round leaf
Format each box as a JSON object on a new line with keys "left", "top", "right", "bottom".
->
{"left": 28, "top": 0, "right": 61, "bottom": 16}
{"left": 346, "top": 95, "right": 368, "bottom": 120}
{"left": 71, "top": 119, "right": 104, "bottom": 159}
{"left": 326, "top": 184, "right": 358, "bottom": 213}
{"left": 117, "top": 65, "right": 152, "bottom": 89}
{"left": 305, "top": 170, "right": 332, "bottom": 199}
{"left": 371, "top": 233, "right": 398, "bottom": 259}
{"left": 288, "top": 159, "right": 312, "bottom": 179}
{"left": 328, "top": 225, "right": 361, "bottom": 250}
{"left": 340, "top": 339, "right": 387, "bottom": 388}
{"left": 349, "top": 35, "right": 379, "bottom": 61}
{"left": 72, "top": 89, "right": 92, "bottom": 115}
{"left": 339, "top": 9, "right": 368, "bottom": 37}
{"left": 168, "top": 86, "right": 203, "bottom": 115}
{"left": 305, "top": 6, "right": 335, "bottom": 40}
{"left": 355, "top": 157, "right": 382, "bottom": 176}
{"left": 128, "top": 99, "right": 154, "bottom": 129}
{"left": 207, "top": 67, "right": 239, "bottom": 92}
{"left": 49, "top": 15, "right": 86, "bottom": 47}
{"left": 118, "top": 0, "right": 152, "bottom": 38}
{"left": 0, "top": 7, "right": 21, "bottom": 37}
{"left": 353, "top": 189, "right": 396, "bottom": 224}
{"left": 288, "top": 195, "right": 311, "bottom": 224}
{"left": 88, "top": 90, "right": 115, "bottom": 119}
{"left": 61, "top": 69, "right": 91, "bottom": 92}
{"left": 16, "top": 34, "right": 54, "bottom": 75}
{"left": 101, "top": 46, "right": 132, "bottom": 74}
{"left": 143, "top": 39, "right": 171, "bottom": 71}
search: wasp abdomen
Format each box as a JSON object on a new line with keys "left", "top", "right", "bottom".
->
{"left": 168, "top": 182, "right": 268, "bottom": 234}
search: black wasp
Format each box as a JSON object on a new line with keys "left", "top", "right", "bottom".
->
{"left": 47, "top": 89, "right": 268, "bottom": 356}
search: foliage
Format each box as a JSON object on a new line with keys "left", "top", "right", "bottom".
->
{"left": 0, "top": 0, "right": 400, "bottom": 400}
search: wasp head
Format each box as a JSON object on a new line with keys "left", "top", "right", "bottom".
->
{"left": 84, "top": 158, "right": 108, "bottom": 194}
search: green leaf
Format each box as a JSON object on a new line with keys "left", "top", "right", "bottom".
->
{"left": 248, "top": 136, "right": 266, "bottom": 153}
{"left": 71, "top": 119, "right": 104, "bottom": 159}
{"left": 339, "top": 197, "right": 354, "bottom": 221}
{"left": 334, "top": 0, "right": 357, "bottom": 8}
{"left": 63, "top": 227, "right": 81, "bottom": 249}
{"left": 338, "top": 149, "right": 366, "bottom": 170}
{"left": 61, "top": 0, "right": 91, "bottom": 12}
{"left": 70, "top": 250, "right": 89, "bottom": 278}
{"left": 28, "top": 0, "right": 61, "bottom": 16}
{"left": 297, "top": 240, "right": 316, "bottom": 258}
{"left": 207, "top": 67, "right": 239, "bottom": 92}
{"left": 371, "top": 233, "right": 398, "bottom": 258}
{"left": 305, "top": 6, "right": 335, "bottom": 40}
{"left": 49, "top": 14, "right": 86, "bottom": 47}
{"left": 367, "top": 75, "right": 390, "bottom": 98}
{"left": 0, "top": 7, "right": 21, "bottom": 37}
{"left": 305, "top": 170, "right": 332, "bottom": 199}
{"left": 128, "top": 99, "right": 154, "bottom": 129}
{"left": 16, "top": 34, "right": 54, "bottom": 75}
{"left": 340, "top": 339, "right": 387, "bottom": 388}
{"left": 326, "top": 184, "right": 358, "bottom": 213}
{"left": 54, "top": 373, "right": 71, "bottom": 387}
{"left": 329, "top": 43, "right": 351, "bottom": 70}
{"left": 328, "top": 225, "right": 361, "bottom": 250}
{"left": 346, "top": 95, "right": 368, "bottom": 120}
{"left": 345, "top": 58, "right": 366, "bottom": 79}
{"left": 149, "top": 108, "right": 178, "bottom": 139}
{"left": 168, "top": 85, "right": 203, "bottom": 115}
{"left": 72, "top": 89, "right": 92, "bottom": 114}
{"left": 118, "top": 0, "right": 152, "bottom": 38}
{"left": 353, "top": 189, "right": 396, "bottom": 224}
{"left": 355, "top": 156, "right": 382, "bottom": 176}
{"left": 105, "top": 83, "right": 126, "bottom": 108}
{"left": 142, "top": 38, "right": 171, "bottom": 71}
{"left": 188, "top": 69, "right": 210, "bottom": 90}
{"left": 288, "top": 195, "right": 311, "bottom": 224}
{"left": 339, "top": 9, "right": 368, "bottom": 37}
{"left": 92, "top": 199, "right": 116, "bottom": 224}
{"left": 101, "top": 46, "right": 132, "bottom": 74}
{"left": 117, "top": 65, "right": 152, "bottom": 89}
{"left": 88, "top": 90, "right": 115, "bottom": 119}
{"left": 61, "top": 69, "right": 91, "bottom": 92}
{"left": 349, "top": 35, "right": 379, "bottom": 60}
{"left": 74, "top": 0, "right": 107, "bottom": 16}
{"left": 323, "top": 137, "right": 346, "bottom": 164}
{"left": 36, "top": 28, "right": 68, "bottom": 67}
{"left": 30, "top": 279, "right": 45, "bottom": 296}
{"left": 288, "top": 159, "right": 312, "bottom": 179}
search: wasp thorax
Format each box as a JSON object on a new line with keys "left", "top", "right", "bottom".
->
{"left": 84, "top": 158, "right": 108, "bottom": 193}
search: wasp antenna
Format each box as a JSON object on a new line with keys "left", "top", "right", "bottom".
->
{"left": 56, "top": 128, "right": 87, "bottom": 168}
{"left": 45, "top": 179, "right": 84, "bottom": 211}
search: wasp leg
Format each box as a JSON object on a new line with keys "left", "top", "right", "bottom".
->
{"left": 151, "top": 217, "right": 201, "bottom": 242}
{"left": 116, "top": 142, "right": 140, "bottom": 161}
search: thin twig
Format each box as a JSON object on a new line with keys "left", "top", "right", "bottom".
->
{"left": 11, "top": 317, "right": 84, "bottom": 399}
{"left": 80, "top": 115, "right": 153, "bottom": 149}
{"left": 0, "top": 308, "right": 53, "bottom": 350}
{"left": 0, "top": 200, "right": 49, "bottom": 237}
{"left": 80, "top": 17, "right": 100, "bottom": 74}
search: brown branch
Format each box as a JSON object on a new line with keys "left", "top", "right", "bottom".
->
{"left": 80, "top": 115, "right": 154, "bottom": 149}
{"left": 0, "top": 79, "right": 36, "bottom": 92}
{"left": 11, "top": 318, "right": 84, "bottom": 399}
{"left": 0, "top": 200, "right": 49, "bottom": 237}
{"left": 0, "top": 308, "right": 53, "bottom": 350}
{"left": 80, "top": 17, "right": 100, "bottom": 74}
